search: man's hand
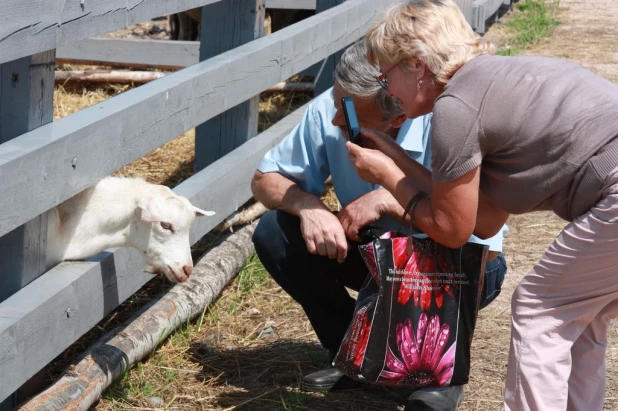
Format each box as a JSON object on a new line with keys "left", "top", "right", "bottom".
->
{"left": 299, "top": 208, "right": 348, "bottom": 263}
{"left": 338, "top": 190, "right": 388, "bottom": 241}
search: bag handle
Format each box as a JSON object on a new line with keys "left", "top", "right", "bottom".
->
{"left": 397, "top": 191, "right": 429, "bottom": 235}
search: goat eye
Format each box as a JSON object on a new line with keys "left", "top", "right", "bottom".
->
{"left": 160, "top": 222, "right": 173, "bottom": 232}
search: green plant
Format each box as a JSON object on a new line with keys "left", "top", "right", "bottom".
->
{"left": 497, "top": 0, "right": 560, "bottom": 55}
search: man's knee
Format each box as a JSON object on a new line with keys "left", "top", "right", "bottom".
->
{"left": 253, "top": 210, "right": 306, "bottom": 265}
{"left": 253, "top": 210, "right": 280, "bottom": 251}
{"left": 254, "top": 208, "right": 302, "bottom": 241}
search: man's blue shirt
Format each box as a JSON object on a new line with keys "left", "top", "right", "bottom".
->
{"left": 258, "top": 89, "right": 506, "bottom": 251}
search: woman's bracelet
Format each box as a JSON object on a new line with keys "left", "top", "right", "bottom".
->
{"left": 406, "top": 192, "right": 429, "bottom": 232}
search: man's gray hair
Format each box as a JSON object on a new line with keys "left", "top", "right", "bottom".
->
{"left": 334, "top": 41, "right": 404, "bottom": 120}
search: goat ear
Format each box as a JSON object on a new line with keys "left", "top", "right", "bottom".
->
{"left": 136, "top": 196, "right": 166, "bottom": 223}
{"left": 194, "top": 207, "right": 215, "bottom": 217}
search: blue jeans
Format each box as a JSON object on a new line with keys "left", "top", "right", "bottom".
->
{"left": 253, "top": 210, "right": 508, "bottom": 354}
{"left": 480, "top": 252, "right": 507, "bottom": 310}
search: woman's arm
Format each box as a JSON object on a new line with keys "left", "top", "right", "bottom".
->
{"left": 384, "top": 167, "right": 509, "bottom": 246}
{"left": 347, "top": 141, "right": 509, "bottom": 247}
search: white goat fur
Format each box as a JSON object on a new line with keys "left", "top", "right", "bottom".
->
{"left": 47, "top": 176, "right": 215, "bottom": 283}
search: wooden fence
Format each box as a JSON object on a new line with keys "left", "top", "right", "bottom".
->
{"left": 0, "top": 0, "right": 509, "bottom": 408}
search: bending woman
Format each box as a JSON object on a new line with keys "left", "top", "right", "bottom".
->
{"left": 346, "top": 0, "right": 618, "bottom": 409}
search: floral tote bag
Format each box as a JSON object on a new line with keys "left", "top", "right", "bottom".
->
{"left": 334, "top": 233, "right": 488, "bottom": 389}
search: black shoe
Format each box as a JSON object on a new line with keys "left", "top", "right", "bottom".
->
{"left": 300, "top": 367, "right": 363, "bottom": 392}
{"left": 404, "top": 385, "right": 464, "bottom": 411}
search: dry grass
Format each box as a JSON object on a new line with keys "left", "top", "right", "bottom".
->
{"left": 39, "top": 1, "right": 618, "bottom": 410}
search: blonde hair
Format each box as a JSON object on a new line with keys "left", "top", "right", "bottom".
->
{"left": 366, "top": 0, "right": 495, "bottom": 86}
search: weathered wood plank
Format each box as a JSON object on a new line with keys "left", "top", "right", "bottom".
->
{"left": 0, "top": 0, "right": 222, "bottom": 65}
{"left": 0, "top": 0, "right": 398, "bottom": 239}
{"left": 0, "top": 250, "right": 154, "bottom": 404}
{"left": 195, "top": 0, "right": 265, "bottom": 171}
{"left": 0, "top": 102, "right": 308, "bottom": 403}
{"left": 56, "top": 38, "right": 199, "bottom": 69}
{"left": 54, "top": 0, "right": 480, "bottom": 70}
{"left": 265, "top": 0, "right": 316, "bottom": 8}
{"left": 472, "top": 0, "right": 504, "bottom": 33}
{"left": 0, "top": 49, "right": 55, "bottom": 410}
{"left": 57, "top": 38, "right": 318, "bottom": 78}
{"left": 313, "top": 0, "right": 345, "bottom": 96}
{"left": 454, "top": 0, "right": 475, "bottom": 30}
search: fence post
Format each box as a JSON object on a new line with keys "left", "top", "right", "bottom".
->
{"left": 312, "top": 0, "right": 345, "bottom": 96}
{"left": 0, "top": 50, "right": 56, "bottom": 409}
{"left": 194, "top": 0, "right": 266, "bottom": 171}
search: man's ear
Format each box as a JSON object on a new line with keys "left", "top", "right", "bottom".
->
{"left": 389, "top": 113, "right": 408, "bottom": 129}
{"left": 136, "top": 196, "right": 167, "bottom": 222}
{"left": 194, "top": 207, "right": 215, "bottom": 217}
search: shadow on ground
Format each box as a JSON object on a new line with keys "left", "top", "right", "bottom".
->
{"left": 189, "top": 339, "right": 410, "bottom": 410}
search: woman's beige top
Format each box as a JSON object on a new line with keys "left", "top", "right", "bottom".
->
{"left": 431, "top": 55, "right": 618, "bottom": 221}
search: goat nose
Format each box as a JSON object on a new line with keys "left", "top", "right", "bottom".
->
{"left": 183, "top": 265, "right": 192, "bottom": 277}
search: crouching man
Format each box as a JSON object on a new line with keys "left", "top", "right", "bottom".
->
{"left": 251, "top": 41, "right": 508, "bottom": 411}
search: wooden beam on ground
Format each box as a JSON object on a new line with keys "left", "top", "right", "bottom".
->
{"left": 18, "top": 222, "right": 258, "bottom": 411}
{"left": 195, "top": 0, "right": 266, "bottom": 171}
{"left": 55, "top": 70, "right": 167, "bottom": 84}
{"left": 265, "top": 0, "right": 316, "bottom": 9}
{"left": 0, "top": 50, "right": 55, "bottom": 409}
{"left": 0, "top": 0, "right": 397, "bottom": 239}
{"left": 0, "top": 0, "right": 223, "bottom": 65}
{"left": 0, "top": 102, "right": 308, "bottom": 403}
{"left": 265, "top": 81, "right": 314, "bottom": 92}
{"left": 55, "top": 69, "right": 315, "bottom": 92}
{"left": 56, "top": 38, "right": 199, "bottom": 70}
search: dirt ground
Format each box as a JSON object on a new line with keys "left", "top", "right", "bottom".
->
{"left": 45, "top": 1, "right": 618, "bottom": 410}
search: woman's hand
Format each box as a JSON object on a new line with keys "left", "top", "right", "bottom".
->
{"left": 358, "top": 127, "right": 408, "bottom": 162}
{"left": 346, "top": 140, "right": 405, "bottom": 188}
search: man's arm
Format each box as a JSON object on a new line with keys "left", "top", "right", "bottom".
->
{"left": 252, "top": 170, "right": 327, "bottom": 215}
{"left": 251, "top": 170, "right": 349, "bottom": 262}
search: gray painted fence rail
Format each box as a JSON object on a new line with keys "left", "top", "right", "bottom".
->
{"left": 56, "top": 38, "right": 201, "bottom": 69}
{"left": 0, "top": 0, "right": 223, "bottom": 65}
{"left": 473, "top": 0, "right": 511, "bottom": 33}
{"left": 1, "top": 0, "right": 317, "bottom": 66}
{"left": 53, "top": 0, "right": 498, "bottom": 71}
{"left": 0, "top": 102, "right": 308, "bottom": 402}
{"left": 0, "top": 0, "right": 397, "bottom": 241}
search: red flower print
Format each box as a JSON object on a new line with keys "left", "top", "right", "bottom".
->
{"left": 379, "top": 314, "right": 455, "bottom": 388}
{"left": 391, "top": 239, "right": 458, "bottom": 309}
{"left": 337, "top": 304, "right": 372, "bottom": 374}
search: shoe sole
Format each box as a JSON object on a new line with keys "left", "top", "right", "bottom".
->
{"left": 300, "top": 380, "right": 362, "bottom": 393}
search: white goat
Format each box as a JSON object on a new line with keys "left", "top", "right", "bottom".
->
{"left": 46, "top": 176, "right": 215, "bottom": 283}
